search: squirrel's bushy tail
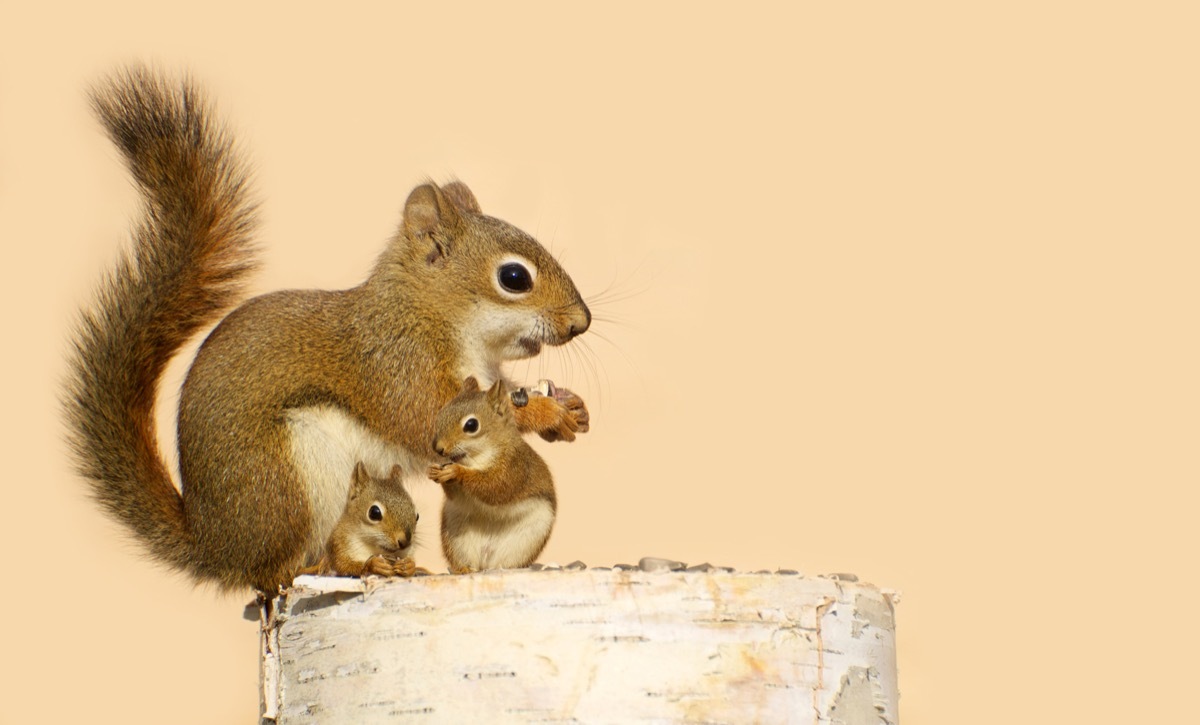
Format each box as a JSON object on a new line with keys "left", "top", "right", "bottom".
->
{"left": 63, "top": 67, "right": 258, "bottom": 574}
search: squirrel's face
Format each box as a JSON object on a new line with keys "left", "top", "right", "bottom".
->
{"left": 453, "top": 219, "right": 591, "bottom": 361}
{"left": 393, "top": 182, "right": 591, "bottom": 364}
{"left": 347, "top": 463, "right": 418, "bottom": 555}
{"left": 431, "top": 403, "right": 502, "bottom": 469}
{"left": 357, "top": 497, "right": 417, "bottom": 555}
{"left": 430, "top": 379, "right": 514, "bottom": 469}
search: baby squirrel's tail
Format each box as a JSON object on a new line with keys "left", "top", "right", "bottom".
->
{"left": 63, "top": 67, "right": 258, "bottom": 574}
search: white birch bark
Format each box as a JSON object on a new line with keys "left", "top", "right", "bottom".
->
{"left": 258, "top": 567, "right": 899, "bottom": 724}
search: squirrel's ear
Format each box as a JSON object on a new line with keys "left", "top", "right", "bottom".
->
{"left": 402, "top": 183, "right": 462, "bottom": 264}
{"left": 441, "top": 181, "right": 481, "bottom": 214}
{"left": 350, "top": 462, "right": 370, "bottom": 497}
{"left": 461, "top": 376, "right": 480, "bottom": 393}
{"left": 387, "top": 464, "right": 404, "bottom": 483}
{"left": 486, "top": 380, "right": 508, "bottom": 413}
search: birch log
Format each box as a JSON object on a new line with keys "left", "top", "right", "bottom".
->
{"left": 258, "top": 567, "right": 899, "bottom": 724}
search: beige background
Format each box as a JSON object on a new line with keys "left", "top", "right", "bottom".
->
{"left": 2, "top": 2, "right": 1197, "bottom": 723}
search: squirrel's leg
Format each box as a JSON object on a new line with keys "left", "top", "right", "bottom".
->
{"left": 295, "top": 559, "right": 326, "bottom": 577}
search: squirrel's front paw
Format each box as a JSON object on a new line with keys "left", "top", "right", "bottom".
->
{"left": 362, "top": 554, "right": 421, "bottom": 578}
{"left": 552, "top": 386, "right": 590, "bottom": 434}
{"left": 427, "top": 463, "right": 460, "bottom": 484}
{"left": 513, "top": 387, "right": 589, "bottom": 442}
{"left": 538, "top": 394, "right": 584, "bottom": 442}
{"left": 362, "top": 554, "right": 398, "bottom": 577}
{"left": 392, "top": 556, "right": 418, "bottom": 578}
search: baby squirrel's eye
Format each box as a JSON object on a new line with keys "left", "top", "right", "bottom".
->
{"left": 497, "top": 263, "right": 533, "bottom": 294}
{"left": 463, "top": 417, "right": 480, "bottom": 434}
{"left": 368, "top": 504, "right": 384, "bottom": 522}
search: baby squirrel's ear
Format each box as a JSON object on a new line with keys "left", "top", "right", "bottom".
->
{"left": 460, "top": 376, "right": 481, "bottom": 394}
{"left": 402, "top": 183, "right": 463, "bottom": 265}
{"left": 349, "top": 461, "right": 371, "bottom": 499}
{"left": 387, "top": 464, "right": 404, "bottom": 483}
{"left": 486, "top": 380, "right": 509, "bottom": 415}
{"left": 441, "top": 181, "right": 481, "bottom": 214}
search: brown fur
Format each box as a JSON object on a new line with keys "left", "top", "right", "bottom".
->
{"left": 429, "top": 378, "right": 557, "bottom": 571}
{"left": 301, "top": 463, "right": 421, "bottom": 578}
{"left": 63, "top": 67, "right": 589, "bottom": 591}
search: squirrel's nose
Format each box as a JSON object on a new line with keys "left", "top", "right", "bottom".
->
{"left": 567, "top": 303, "right": 591, "bottom": 338}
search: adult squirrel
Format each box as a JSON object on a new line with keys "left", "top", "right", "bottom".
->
{"left": 300, "top": 463, "right": 422, "bottom": 578}
{"left": 63, "top": 67, "right": 590, "bottom": 591}
{"left": 428, "top": 377, "right": 556, "bottom": 573}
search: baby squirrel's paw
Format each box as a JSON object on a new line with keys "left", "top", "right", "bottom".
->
{"left": 427, "top": 463, "right": 460, "bottom": 484}
{"left": 392, "top": 557, "right": 418, "bottom": 578}
{"left": 362, "top": 554, "right": 398, "bottom": 577}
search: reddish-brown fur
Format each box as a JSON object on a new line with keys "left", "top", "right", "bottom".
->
{"left": 63, "top": 67, "right": 589, "bottom": 590}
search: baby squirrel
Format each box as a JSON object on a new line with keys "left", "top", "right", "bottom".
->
{"left": 429, "top": 377, "right": 556, "bottom": 573}
{"left": 300, "top": 463, "right": 421, "bottom": 578}
{"left": 62, "top": 66, "right": 591, "bottom": 591}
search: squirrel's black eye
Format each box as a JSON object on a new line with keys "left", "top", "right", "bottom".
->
{"left": 368, "top": 504, "right": 383, "bottom": 522}
{"left": 415, "top": 513, "right": 420, "bottom": 523}
{"left": 497, "top": 263, "right": 533, "bottom": 293}
{"left": 463, "top": 417, "right": 480, "bottom": 434}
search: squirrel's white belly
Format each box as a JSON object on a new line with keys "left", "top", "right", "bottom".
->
{"left": 285, "top": 406, "right": 424, "bottom": 563}
{"left": 442, "top": 496, "right": 555, "bottom": 570}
